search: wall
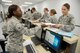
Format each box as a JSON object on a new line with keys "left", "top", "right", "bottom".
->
{"left": 0, "top": 4, "right": 4, "bottom": 22}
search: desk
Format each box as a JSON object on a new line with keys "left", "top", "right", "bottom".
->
{"left": 44, "top": 27, "right": 79, "bottom": 44}
{"left": 44, "top": 27, "right": 79, "bottom": 53}
{"left": 23, "top": 35, "right": 51, "bottom": 53}
{"left": 29, "top": 21, "right": 79, "bottom": 44}
{"left": 24, "top": 21, "right": 79, "bottom": 53}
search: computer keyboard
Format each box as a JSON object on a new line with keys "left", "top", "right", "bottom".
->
{"left": 31, "top": 37, "right": 41, "bottom": 46}
{"left": 26, "top": 44, "right": 37, "bottom": 53}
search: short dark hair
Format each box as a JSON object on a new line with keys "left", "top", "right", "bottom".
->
{"left": 32, "top": 7, "right": 36, "bottom": 11}
{"left": 63, "top": 3, "right": 70, "bottom": 10}
{"left": 28, "top": 8, "right": 30, "bottom": 11}
{"left": 50, "top": 9, "right": 57, "bottom": 15}
{"left": 44, "top": 8, "right": 49, "bottom": 11}
{"left": 7, "top": 4, "right": 19, "bottom": 18}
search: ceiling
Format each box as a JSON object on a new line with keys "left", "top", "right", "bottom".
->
{"left": 11, "top": 0, "right": 45, "bottom": 5}
{"left": 1, "top": 0, "right": 46, "bottom": 7}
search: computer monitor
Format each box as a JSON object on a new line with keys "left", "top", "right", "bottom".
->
{"left": 23, "top": 20, "right": 36, "bottom": 29}
{"left": 35, "top": 29, "right": 42, "bottom": 39}
{"left": 44, "top": 29, "right": 63, "bottom": 52}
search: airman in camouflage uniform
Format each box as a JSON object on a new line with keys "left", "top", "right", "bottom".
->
{"left": 39, "top": 13, "right": 50, "bottom": 22}
{"left": 6, "top": 16, "right": 41, "bottom": 53}
{"left": 47, "top": 15, "right": 57, "bottom": 24}
{"left": 32, "top": 11, "right": 42, "bottom": 20}
{"left": 58, "top": 14, "right": 75, "bottom": 32}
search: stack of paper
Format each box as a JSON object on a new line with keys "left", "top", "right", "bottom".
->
{"left": 44, "top": 23, "right": 56, "bottom": 26}
{"left": 58, "top": 31, "right": 74, "bottom": 38}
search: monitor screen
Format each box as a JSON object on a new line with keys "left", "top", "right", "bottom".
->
{"left": 44, "top": 29, "right": 63, "bottom": 51}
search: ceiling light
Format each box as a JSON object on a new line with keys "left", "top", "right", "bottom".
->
{"left": 21, "top": 5, "right": 28, "bottom": 7}
{"left": 24, "top": 2, "right": 33, "bottom": 4}
{"left": 2, "top": 0, "right": 12, "bottom": 2}
{"left": 5, "top": 3, "right": 12, "bottom": 5}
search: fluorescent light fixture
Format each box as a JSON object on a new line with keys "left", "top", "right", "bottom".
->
{"left": 24, "top": 2, "right": 33, "bottom": 4}
{"left": 2, "top": 0, "right": 12, "bottom": 2}
{"left": 21, "top": 5, "right": 28, "bottom": 7}
{"left": 5, "top": 3, "right": 12, "bottom": 5}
